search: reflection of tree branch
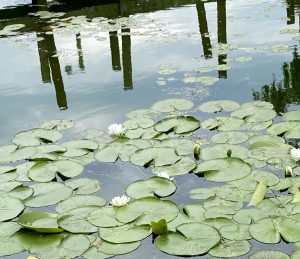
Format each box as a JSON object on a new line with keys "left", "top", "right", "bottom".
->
{"left": 253, "top": 48, "right": 300, "bottom": 113}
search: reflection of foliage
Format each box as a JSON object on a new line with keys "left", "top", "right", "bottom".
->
{"left": 253, "top": 48, "right": 300, "bottom": 113}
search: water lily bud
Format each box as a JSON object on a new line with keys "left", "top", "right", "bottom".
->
{"left": 227, "top": 149, "right": 232, "bottom": 157}
{"left": 285, "top": 166, "right": 293, "bottom": 177}
{"left": 194, "top": 144, "right": 201, "bottom": 156}
{"left": 291, "top": 148, "right": 300, "bottom": 160}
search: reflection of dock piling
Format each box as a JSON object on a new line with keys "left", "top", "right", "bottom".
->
{"left": 121, "top": 28, "right": 133, "bottom": 90}
{"left": 217, "top": 0, "right": 227, "bottom": 79}
{"left": 196, "top": 2, "right": 212, "bottom": 59}
{"left": 286, "top": 0, "right": 295, "bottom": 25}
{"left": 76, "top": 33, "right": 85, "bottom": 71}
{"left": 109, "top": 31, "right": 122, "bottom": 71}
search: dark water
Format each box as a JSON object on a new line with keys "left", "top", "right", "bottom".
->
{"left": 1, "top": 0, "right": 300, "bottom": 258}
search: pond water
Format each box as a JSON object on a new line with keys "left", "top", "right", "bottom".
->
{"left": 1, "top": 0, "right": 300, "bottom": 258}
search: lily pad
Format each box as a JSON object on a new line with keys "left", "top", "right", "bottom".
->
{"left": 0, "top": 145, "right": 37, "bottom": 163}
{"left": 151, "top": 99, "right": 194, "bottom": 112}
{"left": 231, "top": 106, "right": 276, "bottom": 123}
{"left": 40, "top": 120, "right": 74, "bottom": 130}
{"left": 201, "top": 117, "right": 244, "bottom": 131}
{"left": 12, "top": 128, "right": 62, "bottom": 146}
{"left": 154, "top": 116, "right": 200, "bottom": 134}
{"left": 125, "top": 176, "right": 176, "bottom": 199}
{"left": 62, "top": 140, "right": 98, "bottom": 157}
{"left": 87, "top": 207, "right": 124, "bottom": 228}
{"left": 199, "top": 100, "right": 240, "bottom": 113}
{"left": 123, "top": 118, "right": 155, "bottom": 129}
{"left": 126, "top": 109, "right": 158, "bottom": 119}
{"left": 99, "top": 223, "right": 151, "bottom": 243}
{"left": 95, "top": 145, "right": 138, "bottom": 163}
{"left": 154, "top": 139, "right": 195, "bottom": 155}
{"left": 28, "top": 160, "right": 84, "bottom": 182}
{"left": 24, "top": 182, "right": 72, "bottom": 207}
{"left": 56, "top": 195, "right": 106, "bottom": 214}
{"left": 155, "top": 222, "right": 220, "bottom": 256}
{"left": 66, "top": 178, "right": 100, "bottom": 195}
{"left": 211, "top": 131, "right": 249, "bottom": 144}
{"left": 18, "top": 211, "right": 63, "bottom": 233}
{"left": 249, "top": 250, "right": 290, "bottom": 259}
{"left": 0, "top": 196, "right": 24, "bottom": 222}
{"left": 233, "top": 208, "right": 268, "bottom": 224}
{"left": 200, "top": 144, "right": 248, "bottom": 160}
{"left": 116, "top": 197, "right": 179, "bottom": 225}
{"left": 267, "top": 121, "right": 300, "bottom": 138}
{"left": 194, "top": 157, "right": 251, "bottom": 182}
{"left": 129, "top": 147, "right": 181, "bottom": 167}
{"left": 208, "top": 239, "right": 251, "bottom": 257}
{"left": 219, "top": 223, "right": 251, "bottom": 240}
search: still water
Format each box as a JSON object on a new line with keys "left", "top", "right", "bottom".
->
{"left": 0, "top": 0, "right": 300, "bottom": 258}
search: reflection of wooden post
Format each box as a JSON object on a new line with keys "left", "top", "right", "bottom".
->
{"left": 196, "top": 2, "right": 212, "bottom": 59}
{"left": 76, "top": 33, "right": 85, "bottom": 71}
{"left": 44, "top": 33, "right": 68, "bottom": 110}
{"left": 286, "top": 0, "right": 295, "bottom": 25}
{"left": 37, "top": 34, "right": 51, "bottom": 83}
{"left": 109, "top": 31, "right": 121, "bottom": 71}
{"left": 217, "top": 0, "right": 227, "bottom": 79}
{"left": 32, "top": 0, "right": 48, "bottom": 9}
{"left": 121, "top": 28, "right": 133, "bottom": 90}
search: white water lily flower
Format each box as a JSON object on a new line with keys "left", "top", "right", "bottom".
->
{"left": 157, "top": 171, "right": 174, "bottom": 181}
{"left": 107, "top": 123, "right": 125, "bottom": 136}
{"left": 111, "top": 195, "right": 130, "bottom": 207}
{"left": 291, "top": 148, "right": 300, "bottom": 160}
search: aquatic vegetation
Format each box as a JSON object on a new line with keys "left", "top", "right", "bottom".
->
{"left": 0, "top": 98, "right": 300, "bottom": 258}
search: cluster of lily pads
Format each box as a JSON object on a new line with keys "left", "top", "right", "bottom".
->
{"left": 1, "top": 98, "right": 300, "bottom": 258}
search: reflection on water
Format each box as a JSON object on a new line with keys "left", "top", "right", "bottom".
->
{"left": 253, "top": 47, "right": 300, "bottom": 113}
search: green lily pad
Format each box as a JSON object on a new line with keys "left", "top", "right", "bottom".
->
{"left": 123, "top": 118, "right": 155, "bottom": 129}
{"left": 267, "top": 121, "right": 300, "bottom": 138}
{"left": 231, "top": 105, "right": 276, "bottom": 123}
{"left": 235, "top": 56, "right": 253, "bottom": 62}
{"left": 199, "top": 100, "right": 240, "bottom": 113}
{"left": 87, "top": 206, "right": 124, "bottom": 228}
{"left": 95, "top": 145, "right": 138, "bottom": 163}
{"left": 28, "top": 160, "right": 84, "bottom": 182}
{"left": 208, "top": 239, "right": 251, "bottom": 257}
{"left": 190, "top": 188, "right": 216, "bottom": 200}
{"left": 250, "top": 217, "right": 300, "bottom": 243}
{"left": 249, "top": 250, "right": 290, "bottom": 259}
{"left": 58, "top": 206, "right": 98, "bottom": 233}
{"left": 24, "top": 182, "right": 72, "bottom": 207}
{"left": 151, "top": 99, "right": 194, "bottom": 112}
{"left": 30, "top": 233, "right": 90, "bottom": 259}
{"left": 125, "top": 176, "right": 176, "bottom": 199}
{"left": 99, "top": 223, "right": 151, "bottom": 243}
{"left": 219, "top": 223, "right": 251, "bottom": 240}
{"left": 56, "top": 195, "right": 106, "bottom": 214}
{"left": 66, "top": 178, "right": 100, "bottom": 195}
{"left": 125, "top": 127, "right": 161, "bottom": 139}
{"left": 155, "top": 222, "right": 220, "bottom": 256}
{"left": 154, "top": 116, "right": 200, "bottom": 134}
{"left": 194, "top": 157, "right": 251, "bottom": 182}
{"left": 126, "top": 108, "right": 158, "bottom": 119}
{"left": 204, "top": 206, "right": 236, "bottom": 219}
{"left": 62, "top": 140, "right": 98, "bottom": 157}
{"left": 200, "top": 144, "right": 248, "bottom": 160}
{"left": 0, "top": 196, "right": 24, "bottom": 222}
{"left": 116, "top": 197, "right": 179, "bottom": 225}
{"left": 12, "top": 128, "right": 63, "bottom": 146}
{"left": 183, "top": 204, "right": 206, "bottom": 222}
{"left": 18, "top": 211, "right": 64, "bottom": 233}
{"left": 14, "top": 162, "right": 36, "bottom": 181}
{"left": 233, "top": 208, "right": 268, "bottom": 224}
{"left": 201, "top": 117, "right": 244, "bottom": 131}
{"left": 30, "top": 144, "right": 67, "bottom": 160}
{"left": 183, "top": 76, "right": 219, "bottom": 85}
{"left": 154, "top": 139, "right": 195, "bottom": 155}
{"left": 152, "top": 157, "right": 196, "bottom": 176}
{"left": 83, "top": 247, "right": 113, "bottom": 259}
{"left": 0, "top": 145, "right": 37, "bottom": 163}
{"left": 248, "top": 134, "right": 285, "bottom": 145}
{"left": 40, "top": 120, "right": 74, "bottom": 130}
{"left": 130, "top": 147, "right": 181, "bottom": 167}
{"left": 283, "top": 110, "right": 300, "bottom": 121}
{"left": 257, "top": 196, "right": 294, "bottom": 216}
{"left": 211, "top": 131, "right": 249, "bottom": 144}
{"left": 84, "top": 129, "right": 104, "bottom": 140}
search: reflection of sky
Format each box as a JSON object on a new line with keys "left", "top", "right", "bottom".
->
{"left": 0, "top": 0, "right": 299, "bottom": 143}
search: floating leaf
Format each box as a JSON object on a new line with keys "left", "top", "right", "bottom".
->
{"left": 62, "top": 140, "right": 98, "bottom": 157}
{"left": 267, "top": 121, "right": 300, "bottom": 138}
{"left": 12, "top": 128, "right": 62, "bottom": 146}
{"left": 125, "top": 176, "right": 176, "bottom": 199}
{"left": 28, "top": 160, "right": 84, "bottom": 182}
{"left": 87, "top": 207, "right": 124, "bottom": 228}
{"left": 0, "top": 145, "right": 37, "bottom": 163}
{"left": 249, "top": 250, "right": 290, "bottom": 259}
{"left": 155, "top": 116, "right": 200, "bottom": 134}
{"left": 211, "top": 131, "right": 249, "bottom": 144}
{"left": 208, "top": 239, "right": 250, "bottom": 257}
{"left": 183, "top": 76, "right": 219, "bottom": 85}
{"left": 219, "top": 223, "right": 251, "bottom": 240}
{"left": 194, "top": 157, "right": 251, "bottom": 182}
{"left": 200, "top": 144, "right": 248, "bottom": 160}
{"left": 126, "top": 109, "right": 158, "bottom": 119}
{"left": 0, "top": 196, "right": 24, "bottom": 222}
{"left": 153, "top": 157, "right": 196, "bottom": 176}
{"left": 199, "top": 100, "right": 240, "bottom": 113}
{"left": 248, "top": 181, "right": 267, "bottom": 206}
{"left": 129, "top": 147, "right": 181, "bottom": 167}
{"left": 66, "top": 178, "right": 100, "bottom": 195}
{"left": 56, "top": 195, "right": 106, "bottom": 214}
{"left": 151, "top": 99, "right": 194, "bottom": 112}
{"left": 123, "top": 118, "right": 155, "bottom": 129}
{"left": 257, "top": 196, "right": 293, "bottom": 216}
{"left": 40, "top": 120, "right": 74, "bottom": 130}
{"left": 201, "top": 117, "right": 244, "bottom": 131}
{"left": 99, "top": 223, "right": 151, "bottom": 243}
{"left": 95, "top": 145, "right": 138, "bottom": 163}
{"left": 154, "top": 139, "right": 195, "bottom": 155}
{"left": 155, "top": 223, "right": 220, "bottom": 256}
{"left": 151, "top": 219, "right": 168, "bottom": 235}
{"left": 231, "top": 105, "right": 276, "bottom": 123}
{"left": 125, "top": 127, "right": 160, "bottom": 139}
{"left": 24, "top": 182, "right": 72, "bottom": 207}
{"left": 116, "top": 197, "right": 179, "bottom": 225}
{"left": 233, "top": 208, "right": 268, "bottom": 224}
{"left": 18, "top": 211, "right": 63, "bottom": 233}
{"left": 190, "top": 188, "right": 216, "bottom": 200}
